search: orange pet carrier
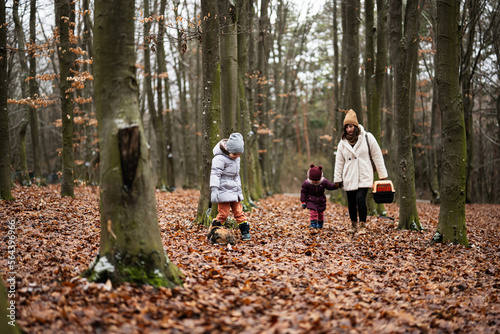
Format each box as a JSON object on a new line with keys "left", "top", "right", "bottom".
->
{"left": 372, "top": 180, "right": 395, "bottom": 204}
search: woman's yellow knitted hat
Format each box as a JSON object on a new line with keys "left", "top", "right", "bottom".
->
{"left": 343, "top": 109, "right": 359, "bottom": 126}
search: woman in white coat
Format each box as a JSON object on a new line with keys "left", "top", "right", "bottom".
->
{"left": 334, "top": 109, "right": 388, "bottom": 234}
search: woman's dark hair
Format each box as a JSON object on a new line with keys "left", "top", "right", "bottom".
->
{"left": 341, "top": 124, "right": 359, "bottom": 140}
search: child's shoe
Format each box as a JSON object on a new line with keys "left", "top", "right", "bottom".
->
{"left": 238, "top": 222, "right": 251, "bottom": 240}
{"left": 310, "top": 220, "right": 318, "bottom": 228}
{"left": 318, "top": 220, "right": 324, "bottom": 229}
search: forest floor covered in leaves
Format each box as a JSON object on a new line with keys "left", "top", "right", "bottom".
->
{"left": 1, "top": 185, "right": 499, "bottom": 334}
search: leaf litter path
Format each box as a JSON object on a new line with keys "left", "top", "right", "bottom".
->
{"left": 1, "top": 185, "right": 499, "bottom": 334}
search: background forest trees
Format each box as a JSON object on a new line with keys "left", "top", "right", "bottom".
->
{"left": 2, "top": 0, "right": 500, "bottom": 205}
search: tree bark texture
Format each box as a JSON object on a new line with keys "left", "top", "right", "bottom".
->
{"left": 196, "top": 0, "right": 221, "bottom": 225}
{"left": 157, "top": 0, "right": 175, "bottom": 191}
{"left": 29, "top": 0, "right": 41, "bottom": 180}
{"left": 434, "top": 0, "right": 469, "bottom": 246}
{"left": 236, "top": 0, "right": 255, "bottom": 206}
{"left": 345, "top": 0, "right": 362, "bottom": 123}
{"left": 219, "top": 0, "right": 238, "bottom": 137}
{"left": 13, "top": 1, "right": 30, "bottom": 186}
{"left": 390, "top": 0, "right": 422, "bottom": 230}
{"left": 85, "top": 0, "right": 183, "bottom": 287}
{"left": 55, "top": 0, "right": 75, "bottom": 197}
{"left": 0, "top": 0, "right": 13, "bottom": 200}
{"left": 257, "top": 0, "right": 271, "bottom": 194}
{"left": 174, "top": 1, "right": 195, "bottom": 189}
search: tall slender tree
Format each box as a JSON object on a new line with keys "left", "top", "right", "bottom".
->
{"left": 432, "top": 0, "right": 468, "bottom": 246}
{"left": 83, "top": 0, "right": 183, "bottom": 286}
{"left": 390, "top": 0, "right": 423, "bottom": 230}
{"left": 13, "top": 0, "right": 30, "bottom": 186}
{"left": 345, "top": 0, "right": 362, "bottom": 123}
{"left": 157, "top": 0, "right": 175, "bottom": 191}
{"left": 55, "top": 0, "right": 76, "bottom": 197}
{"left": 29, "top": 0, "right": 41, "bottom": 181}
{"left": 174, "top": 1, "right": 195, "bottom": 188}
{"left": 0, "top": 0, "right": 13, "bottom": 200}
{"left": 257, "top": 0, "right": 271, "bottom": 194}
{"left": 196, "top": 0, "right": 221, "bottom": 225}
{"left": 219, "top": 0, "right": 238, "bottom": 137}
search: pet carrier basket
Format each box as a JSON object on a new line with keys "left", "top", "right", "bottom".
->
{"left": 372, "top": 180, "right": 395, "bottom": 204}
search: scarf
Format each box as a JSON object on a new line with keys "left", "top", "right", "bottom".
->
{"left": 344, "top": 127, "right": 360, "bottom": 146}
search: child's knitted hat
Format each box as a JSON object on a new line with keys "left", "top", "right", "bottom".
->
{"left": 226, "top": 132, "right": 244, "bottom": 153}
{"left": 308, "top": 164, "right": 323, "bottom": 181}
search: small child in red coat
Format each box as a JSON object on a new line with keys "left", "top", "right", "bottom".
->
{"left": 301, "top": 164, "right": 340, "bottom": 229}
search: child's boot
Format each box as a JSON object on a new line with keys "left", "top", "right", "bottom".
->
{"left": 358, "top": 221, "right": 366, "bottom": 235}
{"left": 310, "top": 220, "right": 318, "bottom": 228}
{"left": 347, "top": 221, "right": 358, "bottom": 234}
{"left": 238, "top": 222, "right": 251, "bottom": 240}
{"left": 318, "top": 220, "right": 324, "bottom": 229}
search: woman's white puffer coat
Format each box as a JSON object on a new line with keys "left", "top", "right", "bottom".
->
{"left": 334, "top": 125, "right": 388, "bottom": 191}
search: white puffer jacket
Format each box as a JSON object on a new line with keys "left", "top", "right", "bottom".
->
{"left": 210, "top": 140, "right": 244, "bottom": 203}
{"left": 334, "top": 124, "right": 388, "bottom": 191}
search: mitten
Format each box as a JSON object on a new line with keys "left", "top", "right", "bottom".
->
{"left": 211, "top": 187, "right": 219, "bottom": 203}
{"left": 302, "top": 203, "right": 306, "bottom": 209}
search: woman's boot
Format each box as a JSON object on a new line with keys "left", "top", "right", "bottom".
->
{"left": 358, "top": 221, "right": 366, "bottom": 235}
{"left": 347, "top": 221, "right": 358, "bottom": 234}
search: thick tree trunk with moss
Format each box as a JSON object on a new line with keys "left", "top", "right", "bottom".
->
{"left": 390, "top": 0, "right": 422, "bottom": 231}
{"left": 196, "top": 0, "right": 221, "bottom": 226}
{"left": 56, "top": 0, "right": 75, "bottom": 197}
{"left": 432, "top": 0, "right": 468, "bottom": 246}
{"left": 0, "top": 0, "right": 13, "bottom": 200}
{"left": 13, "top": 1, "right": 30, "bottom": 186}
{"left": 83, "top": 0, "right": 183, "bottom": 287}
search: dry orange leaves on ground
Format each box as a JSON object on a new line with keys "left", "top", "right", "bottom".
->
{"left": 1, "top": 185, "right": 499, "bottom": 333}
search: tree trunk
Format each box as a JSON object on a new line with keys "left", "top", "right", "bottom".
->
{"left": 29, "top": 0, "right": 41, "bottom": 181}
{"left": 390, "top": 0, "right": 422, "bottom": 230}
{"left": 257, "top": 0, "right": 271, "bottom": 194}
{"left": 13, "top": 1, "right": 30, "bottom": 186}
{"left": 0, "top": 0, "right": 13, "bottom": 200}
{"left": 365, "top": 0, "right": 374, "bottom": 128}
{"left": 196, "top": 0, "right": 221, "bottom": 225}
{"left": 219, "top": 0, "right": 238, "bottom": 137}
{"left": 156, "top": 0, "right": 175, "bottom": 191}
{"left": 345, "top": 0, "right": 362, "bottom": 122}
{"left": 427, "top": 6, "right": 441, "bottom": 204}
{"left": 174, "top": 1, "right": 194, "bottom": 189}
{"left": 432, "top": 0, "right": 469, "bottom": 246}
{"left": 460, "top": 0, "right": 479, "bottom": 203}
{"left": 84, "top": 0, "right": 183, "bottom": 287}
{"left": 153, "top": 0, "right": 169, "bottom": 191}
{"left": 81, "top": 0, "right": 96, "bottom": 185}
{"left": 55, "top": 0, "right": 75, "bottom": 197}
{"left": 331, "top": 0, "right": 339, "bottom": 178}
{"left": 236, "top": 0, "right": 255, "bottom": 206}
{"left": 245, "top": 0, "right": 263, "bottom": 201}
{"left": 368, "top": 0, "right": 388, "bottom": 216}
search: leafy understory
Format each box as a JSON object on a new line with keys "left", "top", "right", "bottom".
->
{"left": 1, "top": 185, "right": 499, "bottom": 333}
